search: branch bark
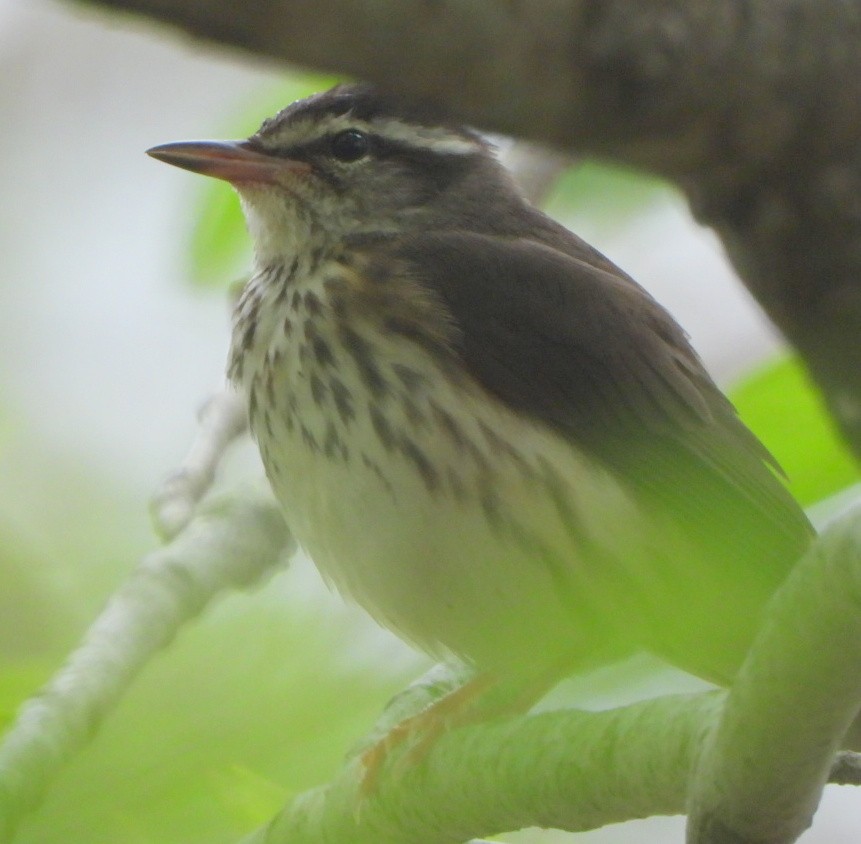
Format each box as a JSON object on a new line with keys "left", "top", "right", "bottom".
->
{"left": 239, "top": 692, "right": 718, "bottom": 844}
{"left": 234, "top": 712, "right": 860, "bottom": 844}
{"left": 686, "top": 510, "right": 861, "bottom": 842}
{"left": 69, "top": 0, "right": 861, "bottom": 452}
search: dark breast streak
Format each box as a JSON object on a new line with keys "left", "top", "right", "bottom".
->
{"left": 238, "top": 251, "right": 588, "bottom": 559}
{"left": 234, "top": 249, "right": 665, "bottom": 671}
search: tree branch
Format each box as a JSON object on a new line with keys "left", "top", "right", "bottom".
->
{"left": 239, "top": 692, "right": 719, "bottom": 844}
{"left": 79, "top": 0, "right": 855, "bottom": 156}
{"left": 150, "top": 385, "right": 248, "bottom": 540}
{"left": 686, "top": 510, "right": 861, "bottom": 842}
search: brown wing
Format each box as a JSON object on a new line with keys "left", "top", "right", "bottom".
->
{"left": 394, "top": 230, "right": 813, "bottom": 679}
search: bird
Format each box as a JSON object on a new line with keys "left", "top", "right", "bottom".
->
{"left": 147, "top": 82, "right": 813, "bottom": 745}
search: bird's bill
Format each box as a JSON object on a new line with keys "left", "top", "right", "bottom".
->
{"left": 146, "top": 140, "right": 310, "bottom": 184}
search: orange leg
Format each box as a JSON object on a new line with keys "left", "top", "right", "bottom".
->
{"left": 359, "top": 673, "right": 496, "bottom": 795}
{"left": 359, "top": 666, "right": 563, "bottom": 795}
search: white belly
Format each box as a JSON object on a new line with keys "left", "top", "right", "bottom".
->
{"left": 232, "top": 264, "right": 680, "bottom": 675}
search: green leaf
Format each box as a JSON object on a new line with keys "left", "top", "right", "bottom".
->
{"left": 543, "top": 160, "right": 669, "bottom": 222}
{"left": 212, "top": 765, "right": 289, "bottom": 827}
{"left": 0, "top": 662, "right": 55, "bottom": 731}
{"left": 186, "top": 178, "right": 250, "bottom": 290}
{"left": 187, "top": 72, "right": 343, "bottom": 289}
{"left": 729, "top": 356, "right": 860, "bottom": 505}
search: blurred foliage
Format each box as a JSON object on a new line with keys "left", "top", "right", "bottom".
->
{"left": 0, "top": 661, "right": 55, "bottom": 735}
{"left": 729, "top": 356, "right": 860, "bottom": 506}
{"left": 0, "top": 522, "right": 79, "bottom": 660}
{"left": 543, "top": 160, "right": 668, "bottom": 223}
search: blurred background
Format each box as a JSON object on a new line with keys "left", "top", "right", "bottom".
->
{"left": 0, "top": 0, "right": 858, "bottom": 841}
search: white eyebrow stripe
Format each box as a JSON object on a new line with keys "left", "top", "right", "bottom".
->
{"left": 371, "top": 118, "right": 481, "bottom": 153}
{"left": 261, "top": 113, "right": 482, "bottom": 155}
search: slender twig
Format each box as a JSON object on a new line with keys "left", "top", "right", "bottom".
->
{"left": 150, "top": 386, "right": 248, "bottom": 540}
{"left": 829, "top": 751, "right": 861, "bottom": 787}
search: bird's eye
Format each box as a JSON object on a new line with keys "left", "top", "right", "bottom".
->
{"left": 330, "top": 129, "right": 370, "bottom": 162}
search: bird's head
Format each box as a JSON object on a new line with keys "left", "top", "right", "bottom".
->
{"left": 148, "top": 83, "right": 522, "bottom": 263}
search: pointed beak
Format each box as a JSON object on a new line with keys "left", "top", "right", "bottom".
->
{"left": 146, "top": 140, "right": 310, "bottom": 185}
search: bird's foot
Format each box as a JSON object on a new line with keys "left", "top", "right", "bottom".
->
{"left": 358, "top": 673, "right": 497, "bottom": 796}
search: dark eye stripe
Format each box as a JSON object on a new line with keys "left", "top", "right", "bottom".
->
{"left": 259, "top": 128, "right": 476, "bottom": 162}
{"left": 253, "top": 128, "right": 478, "bottom": 197}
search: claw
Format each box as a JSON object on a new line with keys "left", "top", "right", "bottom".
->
{"left": 358, "top": 674, "right": 497, "bottom": 796}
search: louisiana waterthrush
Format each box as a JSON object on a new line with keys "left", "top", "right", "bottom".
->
{"left": 148, "top": 83, "right": 812, "bottom": 701}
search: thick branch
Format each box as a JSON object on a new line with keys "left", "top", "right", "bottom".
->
{"left": 687, "top": 509, "right": 861, "bottom": 842}
{"left": 73, "top": 0, "right": 857, "bottom": 153}
{"left": 239, "top": 692, "right": 718, "bottom": 844}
